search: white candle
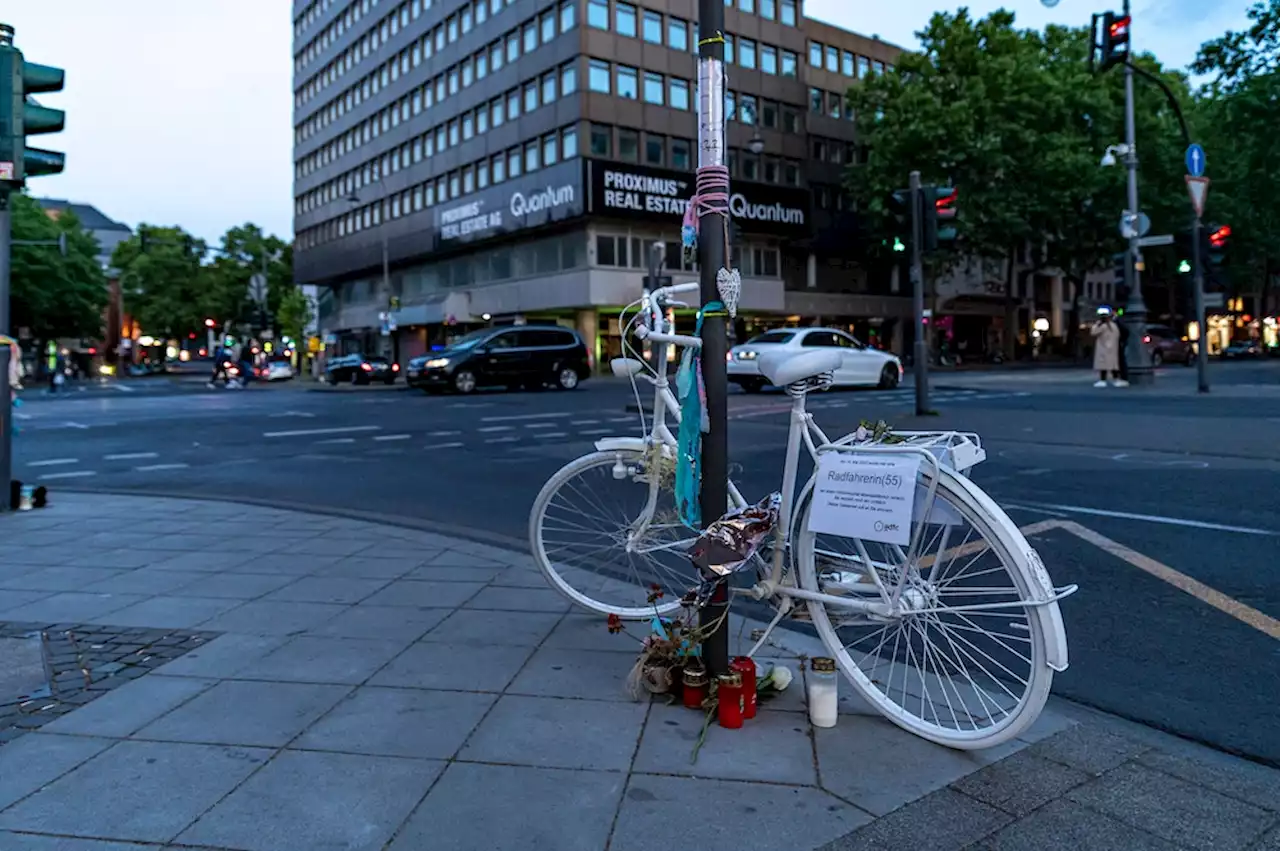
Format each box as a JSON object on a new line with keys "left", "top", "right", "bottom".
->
{"left": 808, "top": 657, "right": 838, "bottom": 728}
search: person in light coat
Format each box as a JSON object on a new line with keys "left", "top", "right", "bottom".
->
{"left": 1090, "top": 307, "right": 1127, "bottom": 387}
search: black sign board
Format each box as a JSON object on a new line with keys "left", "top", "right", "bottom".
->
{"left": 434, "top": 160, "right": 584, "bottom": 247}
{"left": 583, "top": 159, "right": 811, "bottom": 237}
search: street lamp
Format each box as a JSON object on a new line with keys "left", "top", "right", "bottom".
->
{"left": 346, "top": 179, "right": 394, "bottom": 362}
{"left": 738, "top": 102, "right": 766, "bottom": 155}
{"left": 1099, "top": 144, "right": 1129, "bottom": 167}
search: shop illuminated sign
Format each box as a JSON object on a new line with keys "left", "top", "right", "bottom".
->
{"left": 437, "top": 179, "right": 579, "bottom": 242}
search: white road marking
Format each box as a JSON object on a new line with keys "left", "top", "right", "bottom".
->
{"left": 63, "top": 422, "right": 89, "bottom": 430}
{"left": 570, "top": 420, "right": 600, "bottom": 426}
{"left": 112, "top": 384, "right": 135, "bottom": 393}
{"left": 316, "top": 438, "right": 356, "bottom": 445}
{"left": 1017, "top": 501, "right": 1278, "bottom": 536}
{"left": 525, "top": 422, "right": 560, "bottom": 429}
{"left": 27, "top": 458, "right": 79, "bottom": 467}
{"left": 373, "top": 434, "right": 411, "bottom": 442}
{"left": 433, "top": 441, "right": 465, "bottom": 449}
{"left": 428, "top": 430, "right": 460, "bottom": 437}
{"left": 478, "top": 425, "right": 513, "bottom": 432}
{"left": 268, "top": 411, "right": 316, "bottom": 419}
{"left": 264, "top": 425, "right": 381, "bottom": 438}
{"left": 535, "top": 432, "right": 568, "bottom": 439}
{"left": 607, "top": 416, "right": 635, "bottom": 423}
{"left": 135, "top": 463, "right": 190, "bottom": 472}
{"left": 13, "top": 412, "right": 32, "bottom": 420}
{"left": 480, "top": 411, "right": 572, "bottom": 422}
{"left": 485, "top": 436, "right": 520, "bottom": 444}
{"left": 1005, "top": 503, "right": 1069, "bottom": 518}
{"left": 1016, "top": 468, "right": 1053, "bottom": 476}
{"left": 105, "top": 452, "right": 159, "bottom": 461}
{"left": 39, "top": 470, "right": 96, "bottom": 480}
{"left": 579, "top": 429, "right": 612, "bottom": 435}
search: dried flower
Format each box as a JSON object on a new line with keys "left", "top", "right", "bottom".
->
{"left": 646, "top": 583, "right": 665, "bottom": 604}
{"left": 607, "top": 614, "right": 623, "bottom": 634}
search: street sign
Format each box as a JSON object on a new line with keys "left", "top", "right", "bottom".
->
{"left": 1185, "top": 143, "right": 1206, "bottom": 178}
{"left": 1137, "top": 234, "right": 1174, "bottom": 247}
{"left": 1204, "top": 292, "right": 1225, "bottom": 308}
{"left": 1186, "top": 176, "right": 1210, "bottom": 218}
{"left": 248, "top": 273, "right": 268, "bottom": 305}
{"left": 1119, "top": 212, "right": 1150, "bottom": 239}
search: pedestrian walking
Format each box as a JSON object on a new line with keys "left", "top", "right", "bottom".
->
{"left": 1090, "top": 307, "right": 1128, "bottom": 387}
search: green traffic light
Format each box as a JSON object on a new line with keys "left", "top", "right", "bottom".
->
{"left": 893, "top": 237, "right": 905, "bottom": 252}
{"left": 1178, "top": 260, "right": 1191, "bottom": 273}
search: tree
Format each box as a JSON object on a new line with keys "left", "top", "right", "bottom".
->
{"left": 276, "top": 286, "right": 314, "bottom": 343}
{"left": 202, "top": 223, "right": 294, "bottom": 334}
{"left": 111, "top": 225, "right": 208, "bottom": 340}
{"left": 8, "top": 192, "right": 108, "bottom": 342}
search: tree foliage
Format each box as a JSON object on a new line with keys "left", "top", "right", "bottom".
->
{"left": 8, "top": 192, "right": 108, "bottom": 341}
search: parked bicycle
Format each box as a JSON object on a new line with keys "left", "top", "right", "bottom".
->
{"left": 529, "top": 281, "right": 1076, "bottom": 750}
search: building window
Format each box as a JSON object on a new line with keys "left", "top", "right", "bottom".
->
{"left": 590, "top": 123, "right": 612, "bottom": 156}
{"left": 828, "top": 91, "right": 841, "bottom": 118}
{"left": 783, "top": 108, "right": 799, "bottom": 132}
{"left": 740, "top": 94, "right": 757, "bottom": 124}
{"left": 844, "top": 96, "right": 855, "bottom": 121}
{"left": 842, "top": 50, "right": 855, "bottom": 76}
{"left": 525, "top": 141, "right": 540, "bottom": 172}
{"left": 561, "top": 61, "right": 577, "bottom": 94}
{"left": 825, "top": 45, "right": 838, "bottom": 73}
{"left": 739, "top": 0, "right": 754, "bottom": 11}
{"left": 616, "top": 65, "right": 638, "bottom": 99}
{"left": 589, "top": 59, "right": 611, "bottom": 92}
{"left": 450, "top": 172, "right": 460, "bottom": 198}
{"left": 740, "top": 38, "right": 756, "bottom": 69}
{"left": 476, "top": 52, "right": 488, "bottom": 79}
{"left": 523, "top": 22, "right": 537, "bottom": 53}
{"left": 725, "top": 34, "right": 734, "bottom": 64}
{"left": 507, "top": 88, "right": 521, "bottom": 118}
{"left": 587, "top": 0, "right": 608, "bottom": 29}
{"left": 781, "top": 49, "right": 797, "bottom": 77}
{"left": 763, "top": 158, "right": 779, "bottom": 183}
{"left": 463, "top": 166, "right": 475, "bottom": 194}
{"left": 543, "top": 133, "right": 559, "bottom": 165}
{"left": 596, "top": 233, "right": 620, "bottom": 266}
{"left": 643, "top": 72, "right": 664, "bottom": 105}
{"left": 524, "top": 81, "right": 538, "bottom": 112}
{"left": 811, "top": 138, "right": 827, "bottom": 161}
{"left": 560, "top": 0, "right": 575, "bottom": 32}
{"left": 491, "top": 97, "right": 504, "bottom": 126}
{"left": 668, "top": 78, "right": 690, "bottom": 110}
{"left": 761, "top": 0, "right": 776, "bottom": 19}
{"left": 643, "top": 10, "right": 662, "bottom": 43}
{"left": 563, "top": 125, "right": 578, "bottom": 157}
{"left": 462, "top": 113, "right": 474, "bottom": 139}
{"left": 508, "top": 147, "right": 522, "bottom": 178}
{"left": 761, "top": 45, "right": 777, "bottom": 75}
{"left": 615, "top": 2, "right": 637, "bottom": 36}
{"left": 809, "top": 41, "right": 822, "bottom": 67}
{"left": 761, "top": 100, "right": 778, "bottom": 128}
{"left": 477, "top": 107, "right": 489, "bottom": 132}
{"left": 618, "top": 127, "right": 639, "bottom": 161}
{"left": 542, "top": 72, "right": 556, "bottom": 104}
{"left": 725, "top": 91, "right": 736, "bottom": 121}
{"left": 461, "top": 6, "right": 473, "bottom": 32}
{"left": 671, "top": 137, "right": 692, "bottom": 169}
{"left": 808, "top": 88, "right": 822, "bottom": 113}
{"left": 490, "top": 41, "right": 503, "bottom": 71}
{"left": 448, "top": 120, "right": 460, "bottom": 146}
{"left": 781, "top": 0, "right": 796, "bottom": 25}
{"left": 493, "top": 154, "right": 506, "bottom": 182}
{"left": 668, "top": 17, "right": 688, "bottom": 50}
{"left": 645, "top": 133, "right": 665, "bottom": 165}
{"left": 541, "top": 11, "right": 555, "bottom": 43}
{"left": 858, "top": 55, "right": 870, "bottom": 77}
{"left": 742, "top": 156, "right": 758, "bottom": 181}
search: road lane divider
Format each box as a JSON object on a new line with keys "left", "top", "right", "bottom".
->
{"left": 373, "top": 434, "right": 411, "bottom": 442}
{"left": 27, "top": 458, "right": 79, "bottom": 467}
{"left": 105, "top": 452, "right": 159, "bottom": 461}
{"left": 263, "top": 425, "right": 381, "bottom": 438}
{"left": 479, "top": 411, "right": 572, "bottom": 422}
{"left": 135, "top": 463, "right": 190, "bottom": 472}
{"left": 38, "top": 470, "right": 96, "bottom": 480}
{"left": 1016, "top": 501, "right": 1277, "bottom": 536}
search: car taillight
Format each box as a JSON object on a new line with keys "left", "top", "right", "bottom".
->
{"left": 361, "top": 363, "right": 373, "bottom": 371}
{"left": 1143, "top": 335, "right": 1151, "bottom": 344}
{"left": 392, "top": 363, "right": 400, "bottom": 371}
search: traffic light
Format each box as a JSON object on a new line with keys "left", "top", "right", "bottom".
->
{"left": 888, "top": 188, "right": 914, "bottom": 247}
{"left": 1206, "top": 224, "right": 1230, "bottom": 266}
{"left": 0, "top": 25, "right": 66, "bottom": 186}
{"left": 922, "top": 185, "right": 958, "bottom": 249}
{"left": 1098, "top": 12, "right": 1131, "bottom": 72}
{"left": 1111, "top": 252, "right": 1127, "bottom": 288}
{"left": 204, "top": 318, "right": 216, "bottom": 328}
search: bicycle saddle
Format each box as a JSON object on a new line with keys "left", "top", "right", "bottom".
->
{"left": 759, "top": 349, "right": 842, "bottom": 388}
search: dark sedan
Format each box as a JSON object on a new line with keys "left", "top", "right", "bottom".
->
{"left": 324, "top": 353, "right": 399, "bottom": 385}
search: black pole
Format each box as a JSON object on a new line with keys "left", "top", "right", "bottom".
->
{"left": 0, "top": 189, "right": 12, "bottom": 512}
{"left": 910, "top": 171, "right": 929, "bottom": 415}
{"left": 697, "top": 0, "right": 730, "bottom": 678}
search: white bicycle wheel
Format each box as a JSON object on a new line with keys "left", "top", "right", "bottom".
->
{"left": 530, "top": 448, "right": 703, "bottom": 618}
{"left": 795, "top": 463, "right": 1062, "bottom": 749}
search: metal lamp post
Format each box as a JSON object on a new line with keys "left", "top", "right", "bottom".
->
{"left": 346, "top": 179, "right": 395, "bottom": 363}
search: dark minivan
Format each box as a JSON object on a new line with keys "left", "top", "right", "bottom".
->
{"left": 406, "top": 326, "right": 591, "bottom": 394}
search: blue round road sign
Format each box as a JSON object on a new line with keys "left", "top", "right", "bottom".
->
{"left": 1185, "top": 144, "right": 1206, "bottom": 178}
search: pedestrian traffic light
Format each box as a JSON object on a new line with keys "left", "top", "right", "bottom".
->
{"left": 1207, "top": 224, "right": 1230, "bottom": 266}
{"left": 1098, "top": 12, "right": 1131, "bottom": 72}
{"left": 923, "top": 185, "right": 958, "bottom": 250}
{"left": 0, "top": 25, "right": 66, "bottom": 186}
{"left": 888, "top": 188, "right": 914, "bottom": 246}
{"left": 1111, "top": 252, "right": 1127, "bottom": 288}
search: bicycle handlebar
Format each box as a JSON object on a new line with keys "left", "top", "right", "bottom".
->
{"left": 635, "top": 325, "right": 702, "bottom": 350}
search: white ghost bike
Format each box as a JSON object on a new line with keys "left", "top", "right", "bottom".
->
{"left": 528, "top": 281, "right": 1076, "bottom": 749}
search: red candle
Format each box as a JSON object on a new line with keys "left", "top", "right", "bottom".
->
{"left": 682, "top": 665, "right": 709, "bottom": 709}
{"left": 731, "top": 657, "right": 757, "bottom": 719}
{"left": 717, "top": 673, "right": 744, "bottom": 729}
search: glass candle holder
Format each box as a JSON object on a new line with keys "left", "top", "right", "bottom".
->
{"left": 808, "top": 657, "right": 838, "bottom": 728}
{"left": 717, "top": 672, "right": 744, "bottom": 729}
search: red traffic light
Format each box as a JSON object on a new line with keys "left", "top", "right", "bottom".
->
{"left": 1108, "top": 14, "right": 1131, "bottom": 39}
{"left": 934, "top": 187, "right": 958, "bottom": 218}
{"left": 204, "top": 318, "right": 216, "bottom": 327}
{"left": 1209, "top": 225, "right": 1231, "bottom": 248}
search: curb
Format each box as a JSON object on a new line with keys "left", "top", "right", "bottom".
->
{"left": 54, "top": 486, "right": 529, "bottom": 555}
{"left": 305, "top": 385, "right": 410, "bottom": 393}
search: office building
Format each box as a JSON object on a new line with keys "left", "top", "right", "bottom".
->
{"left": 291, "top": 0, "right": 905, "bottom": 365}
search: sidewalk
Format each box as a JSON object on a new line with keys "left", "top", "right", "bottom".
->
{"left": 0, "top": 494, "right": 1275, "bottom": 850}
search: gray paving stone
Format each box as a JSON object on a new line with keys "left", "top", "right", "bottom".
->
{"left": 977, "top": 797, "right": 1185, "bottom": 850}
{"left": 1251, "top": 825, "right": 1280, "bottom": 850}
{"left": 177, "top": 748, "right": 442, "bottom": 851}
{"left": 1136, "top": 746, "right": 1280, "bottom": 813}
{"left": 1014, "top": 707, "right": 1078, "bottom": 744}
{"left": 224, "top": 552, "right": 343, "bottom": 574}
{"left": 264, "top": 575, "right": 391, "bottom": 604}
{"left": 135, "top": 680, "right": 349, "bottom": 747}
{"left": 814, "top": 715, "right": 1010, "bottom": 816}
{"left": 389, "top": 762, "right": 623, "bottom": 851}
{"left": 464, "top": 585, "right": 571, "bottom": 613}
{"left": 0, "top": 732, "right": 114, "bottom": 811}
{"left": 296, "top": 685, "right": 496, "bottom": 758}
{"left": 0, "top": 833, "right": 151, "bottom": 850}
{"left": 40, "top": 675, "right": 215, "bottom": 738}
{"left": 1067, "top": 762, "right": 1274, "bottom": 851}
{"left": 633, "top": 700, "right": 818, "bottom": 785}
{"left": 952, "top": 750, "right": 1090, "bottom": 817}
{"left": 290, "top": 537, "right": 377, "bottom": 556}
{"left": 422, "top": 608, "right": 561, "bottom": 647}
{"left": 140, "top": 550, "right": 252, "bottom": 572}
{"left": 361, "top": 579, "right": 486, "bottom": 608}
{"left": 1028, "top": 723, "right": 1151, "bottom": 775}
{"left": 0, "top": 740, "right": 269, "bottom": 843}
{"left": 405, "top": 563, "right": 507, "bottom": 583}
{"left": 149, "top": 633, "right": 289, "bottom": 678}
{"left": 370, "top": 641, "right": 534, "bottom": 692}
{"left": 78, "top": 566, "right": 205, "bottom": 596}
{"left": 818, "top": 787, "right": 1010, "bottom": 851}
{"left": 167, "top": 571, "right": 297, "bottom": 599}
{"left": 0, "top": 590, "right": 53, "bottom": 613}
{"left": 490, "top": 564, "right": 552, "bottom": 588}
{"left": 613, "top": 774, "right": 872, "bottom": 851}
{"left": 74, "top": 548, "right": 156, "bottom": 569}
{"left": 234, "top": 635, "right": 408, "bottom": 685}
{"left": 460, "top": 693, "right": 647, "bottom": 771}
{"left": 312, "top": 555, "right": 423, "bottom": 579}
{"left": 197, "top": 599, "right": 349, "bottom": 635}
{"left": 94, "top": 595, "right": 241, "bottom": 628}
{"left": 0, "top": 592, "right": 145, "bottom": 624}
{"left": 508, "top": 647, "right": 650, "bottom": 702}
{"left": 425, "top": 549, "right": 509, "bottom": 568}
{"left": 532, "top": 613, "right": 650, "bottom": 651}
{"left": 0, "top": 566, "right": 128, "bottom": 592}
{"left": 306, "top": 603, "right": 450, "bottom": 640}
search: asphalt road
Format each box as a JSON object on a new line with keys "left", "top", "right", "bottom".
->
{"left": 9, "top": 358, "right": 1280, "bottom": 764}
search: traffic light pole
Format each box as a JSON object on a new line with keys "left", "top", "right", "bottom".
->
{"left": 0, "top": 189, "right": 13, "bottom": 512}
{"left": 909, "top": 170, "right": 929, "bottom": 415}
{"left": 1120, "top": 0, "right": 1153, "bottom": 385}
{"left": 1191, "top": 217, "right": 1209, "bottom": 392}
{"left": 696, "top": 0, "right": 730, "bottom": 679}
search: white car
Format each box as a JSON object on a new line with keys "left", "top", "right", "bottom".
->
{"left": 262, "top": 360, "right": 296, "bottom": 381}
{"left": 727, "top": 327, "right": 903, "bottom": 392}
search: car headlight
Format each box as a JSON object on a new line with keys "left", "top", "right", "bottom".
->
{"left": 737, "top": 350, "right": 757, "bottom": 360}
{"left": 424, "top": 358, "right": 450, "bottom": 368}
